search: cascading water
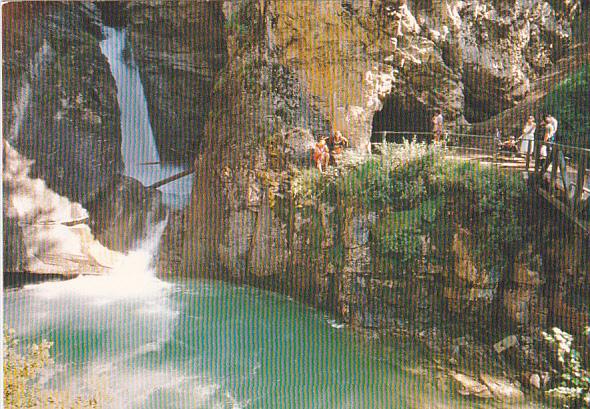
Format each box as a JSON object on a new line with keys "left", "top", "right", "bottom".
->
{"left": 99, "top": 26, "right": 193, "bottom": 209}
{"left": 3, "top": 20, "right": 553, "bottom": 409}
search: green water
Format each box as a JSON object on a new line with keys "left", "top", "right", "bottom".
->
{"left": 4, "top": 277, "right": 549, "bottom": 408}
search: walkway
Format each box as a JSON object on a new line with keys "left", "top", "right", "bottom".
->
{"left": 372, "top": 131, "right": 590, "bottom": 235}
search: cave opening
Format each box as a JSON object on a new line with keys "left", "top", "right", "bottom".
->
{"left": 371, "top": 94, "right": 432, "bottom": 144}
{"left": 97, "top": 1, "right": 128, "bottom": 28}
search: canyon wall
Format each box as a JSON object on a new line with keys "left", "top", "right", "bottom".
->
{"left": 126, "top": 0, "right": 228, "bottom": 164}
{"left": 3, "top": 2, "right": 122, "bottom": 205}
{"left": 184, "top": 0, "right": 587, "bottom": 337}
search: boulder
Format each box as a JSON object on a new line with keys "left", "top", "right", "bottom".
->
{"left": 451, "top": 373, "right": 493, "bottom": 398}
{"left": 84, "top": 175, "right": 165, "bottom": 253}
{"left": 479, "top": 374, "right": 524, "bottom": 401}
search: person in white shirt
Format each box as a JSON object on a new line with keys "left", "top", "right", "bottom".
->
{"left": 541, "top": 114, "right": 558, "bottom": 158}
{"left": 432, "top": 108, "right": 443, "bottom": 143}
{"left": 519, "top": 116, "right": 536, "bottom": 156}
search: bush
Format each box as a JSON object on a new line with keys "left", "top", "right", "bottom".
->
{"left": 542, "top": 327, "right": 590, "bottom": 408}
{"left": 4, "top": 328, "right": 53, "bottom": 408}
{"left": 543, "top": 64, "right": 589, "bottom": 148}
{"left": 290, "top": 140, "right": 529, "bottom": 275}
{"left": 373, "top": 201, "right": 439, "bottom": 276}
{"left": 3, "top": 328, "right": 103, "bottom": 409}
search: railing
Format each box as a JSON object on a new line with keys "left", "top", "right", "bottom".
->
{"left": 372, "top": 130, "right": 501, "bottom": 161}
{"left": 371, "top": 130, "right": 590, "bottom": 225}
{"left": 530, "top": 138, "right": 590, "bottom": 219}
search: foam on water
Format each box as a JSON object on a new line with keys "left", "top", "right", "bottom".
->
{"left": 24, "top": 218, "right": 170, "bottom": 303}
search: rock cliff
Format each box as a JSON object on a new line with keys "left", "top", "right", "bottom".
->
{"left": 126, "top": 0, "right": 228, "bottom": 164}
{"left": 3, "top": 2, "right": 122, "bottom": 205}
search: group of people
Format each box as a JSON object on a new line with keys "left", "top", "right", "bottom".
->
{"left": 312, "top": 130, "right": 349, "bottom": 172}
{"left": 311, "top": 111, "right": 559, "bottom": 173}
{"left": 497, "top": 113, "right": 558, "bottom": 158}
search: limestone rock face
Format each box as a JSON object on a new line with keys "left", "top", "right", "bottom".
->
{"left": 183, "top": 0, "right": 585, "bottom": 332}
{"left": 503, "top": 245, "right": 546, "bottom": 327}
{"left": 268, "top": 0, "right": 579, "bottom": 146}
{"left": 3, "top": 2, "right": 122, "bottom": 205}
{"left": 126, "top": 0, "right": 227, "bottom": 164}
{"left": 442, "top": 228, "right": 499, "bottom": 323}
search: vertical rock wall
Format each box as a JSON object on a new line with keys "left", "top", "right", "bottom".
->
{"left": 126, "top": 0, "right": 228, "bottom": 164}
{"left": 3, "top": 2, "right": 123, "bottom": 205}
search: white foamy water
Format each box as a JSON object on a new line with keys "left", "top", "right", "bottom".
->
{"left": 99, "top": 26, "right": 193, "bottom": 209}
{"left": 23, "top": 218, "right": 170, "bottom": 303}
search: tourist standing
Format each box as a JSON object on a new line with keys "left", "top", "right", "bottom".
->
{"left": 541, "top": 114, "right": 557, "bottom": 158}
{"left": 432, "top": 108, "right": 444, "bottom": 143}
{"left": 519, "top": 116, "right": 536, "bottom": 157}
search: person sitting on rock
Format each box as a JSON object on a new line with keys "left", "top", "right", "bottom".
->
{"left": 328, "top": 130, "right": 349, "bottom": 165}
{"left": 312, "top": 138, "right": 330, "bottom": 172}
{"left": 499, "top": 136, "right": 518, "bottom": 153}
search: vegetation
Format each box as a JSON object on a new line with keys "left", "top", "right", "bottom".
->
{"left": 542, "top": 327, "right": 590, "bottom": 408}
{"left": 543, "top": 64, "right": 589, "bottom": 148}
{"left": 290, "top": 141, "right": 529, "bottom": 276}
{"left": 4, "top": 328, "right": 103, "bottom": 409}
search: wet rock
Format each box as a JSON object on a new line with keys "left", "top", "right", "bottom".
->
{"left": 452, "top": 373, "right": 493, "bottom": 398}
{"left": 2, "top": 214, "right": 26, "bottom": 272}
{"left": 84, "top": 175, "right": 164, "bottom": 253}
{"left": 479, "top": 374, "right": 524, "bottom": 400}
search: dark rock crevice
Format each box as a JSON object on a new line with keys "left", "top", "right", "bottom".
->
{"left": 125, "top": 1, "right": 228, "bottom": 165}
{"left": 371, "top": 93, "right": 432, "bottom": 142}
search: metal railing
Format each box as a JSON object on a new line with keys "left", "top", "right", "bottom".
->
{"left": 371, "top": 130, "right": 590, "bottom": 221}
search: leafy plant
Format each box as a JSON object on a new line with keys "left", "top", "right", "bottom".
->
{"left": 4, "top": 328, "right": 103, "bottom": 409}
{"left": 542, "top": 327, "right": 590, "bottom": 408}
{"left": 4, "top": 328, "right": 53, "bottom": 408}
{"left": 543, "top": 64, "right": 589, "bottom": 148}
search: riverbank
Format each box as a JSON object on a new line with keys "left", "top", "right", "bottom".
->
{"left": 181, "top": 140, "right": 589, "bottom": 405}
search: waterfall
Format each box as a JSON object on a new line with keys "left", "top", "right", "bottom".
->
{"left": 99, "top": 26, "right": 193, "bottom": 209}
{"left": 99, "top": 27, "right": 160, "bottom": 181}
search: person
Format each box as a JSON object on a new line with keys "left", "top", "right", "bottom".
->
{"left": 495, "top": 128, "right": 502, "bottom": 145}
{"left": 432, "top": 108, "right": 444, "bottom": 143}
{"left": 328, "top": 130, "right": 349, "bottom": 165}
{"left": 312, "top": 138, "right": 330, "bottom": 172}
{"left": 519, "top": 116, "right": 536, "bottom": 157}
{"left": 541, "top": 114, "right": 557, "bottom": 158}
{"left": 499, "top": 136, "right": 518, "bottom": 153}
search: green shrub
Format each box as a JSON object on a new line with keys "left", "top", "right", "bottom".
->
{"left": 4, "top": 328, "right": 53, "bottom": 408}
{"left": 290, "top": 141, "right": 528, "bottom": 276}
{"left": 542, "top": 327, "right": 590, "bottom": 408}
{"left": 543, "top": 64, "right": 589, "bottom": 148}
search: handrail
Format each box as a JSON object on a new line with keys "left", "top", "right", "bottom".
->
{"left": 372, "top": 130, "right": 590, "bottom": 152}
{"left": 370, "top": 130, "right": 589, "bottom": 224}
